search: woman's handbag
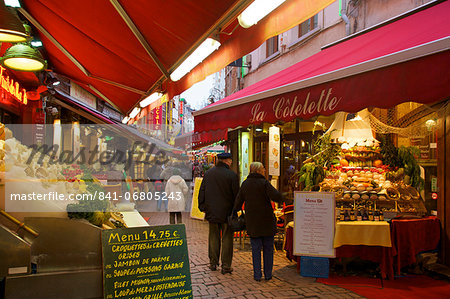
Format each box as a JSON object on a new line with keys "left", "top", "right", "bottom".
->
{"left": 228, "top": 212, "right": 246, "bottom": 232}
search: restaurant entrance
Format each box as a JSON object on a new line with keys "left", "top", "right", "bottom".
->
{"left": 280, "top": 132, "right": 315, "bottom": 197}
{"left": 0, "top": 109, "right": 19, "bottom": 124}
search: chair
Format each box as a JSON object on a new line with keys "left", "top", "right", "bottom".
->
{"left": 283, "top": 205, "right": 294, "bottom": 226}
{"left": 232, "top": 207, "right": 248, "bottom": 250}
{"left": 275, "top": 205, "right": 294, "bottom": 249}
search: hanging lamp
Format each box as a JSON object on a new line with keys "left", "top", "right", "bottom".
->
{"left": 0, "top": 43, "right": 47, "bottom": 71}
{"left": 0, "top": 1, "right": 28, "bottom": 42}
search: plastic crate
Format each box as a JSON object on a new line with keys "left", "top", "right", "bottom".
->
{"left": 300, "top": 257, "right": 329, "bottom": 278}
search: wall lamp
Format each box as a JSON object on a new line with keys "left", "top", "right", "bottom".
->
{"left": 30, "top": 38, "right": 43, "bottom": 47}
{"left": 0, "top": 42, "right": 47, "bottom": 71}
{"left": 238, "top": 0, "right": 286, "bottom": 28}
{"left": 170, "top": 38, "right": 220, "bottom": 81}
{"left": 0, "top": 1, "right": 28, "bottom": 42}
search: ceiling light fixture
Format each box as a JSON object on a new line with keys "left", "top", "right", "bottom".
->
{"left": 140, "top": 92, "right": 163, "bottom": 108}
{"left": 238, "top": 0, "right": 286, "bottom": 28}
{"left": 30, "top": 39, "right": 43, "bottom": 47}
{"left": 129, "top": 107, "right": 141, "bottom": 119}
{"left": 4, "top": 0, "right": 21, "bottom": 8}
{"left": 121, "top": 116, "right": 129, "bottom": 124}
{"left": 0, "top": 43, "right": 47, "bottom": 71}
{"left": 170, "top": 38, "right": 220, "bottom": 81}
{"left": 0, "top": 1, "right": 28, "bottom": 42}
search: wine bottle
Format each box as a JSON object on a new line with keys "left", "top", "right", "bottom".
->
{"left": 374, "top": 209, "right": 380, "bottom": 221}
{"left": 344, "top": 209, "right": 350, "bottom": 221}
{"left": 362, "top": 209, "right": 369, "bottom": 221}
{"left": 340, "top": 206, "right": 345, "bottom": 221}
{"left": 350, "top": 208, "right": 356, "bottom": 221}
{"left": 368, "top": 208, "right": 374, "bottom": 221}
{"left": 380, "top": 209, "right": 384, "bottom": 221}
{"left": 356, "top": 209, "right": 362, "bottom": 221}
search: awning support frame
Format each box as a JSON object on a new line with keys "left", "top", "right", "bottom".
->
{"left": 18, "top": 7, "right": 147, "bottom": 97}
{"left": 109, "top": 0, "right": 171, "bottom": 80}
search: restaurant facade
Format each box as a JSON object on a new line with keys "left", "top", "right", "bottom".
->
{"left": 193, "top": 0, "right": 450, "bottom": 266}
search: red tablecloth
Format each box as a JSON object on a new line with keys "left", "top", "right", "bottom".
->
{"left": 390, "top": 216, "right": 440, "bottom": 275}
{"left": 284, "top": 217, "right": 441, "bottom": 279}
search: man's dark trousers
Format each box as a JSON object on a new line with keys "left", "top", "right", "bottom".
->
{"left": 208, "top": 222, "right": 233, "bottom": 269}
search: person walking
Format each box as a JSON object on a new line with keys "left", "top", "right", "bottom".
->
{"left": 165, "top": 170, "right": 189, "bottom": 224}
{"left": 193, "top": 161, "right": 203, "bottom": 178}
{"left": 233, "top": 162, "right": 283, "bottom": 281}
{"left": 198, "top": 152, "right": 239, "bottom": 274}
{"left": 147, "top": 165, "right": 167, "bottom": 212}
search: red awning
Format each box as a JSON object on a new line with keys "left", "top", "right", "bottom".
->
{"left": 19, "top": 0, "right": 334, "bottom": 114}
{"left": 191, "top": 129, "right": 228, "bottom": 150}
{"left": 194, "top": 1, "right": 450, "bottom": 135}
{"left": 175, "top": 130, "right": 228, "bottom": 150}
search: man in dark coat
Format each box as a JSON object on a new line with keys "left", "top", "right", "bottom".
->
{"left": 233, "top": 162, "right": 283, "bottom": 281}
{"left": 198, "top": 152, "right": 239, "bottom": 274}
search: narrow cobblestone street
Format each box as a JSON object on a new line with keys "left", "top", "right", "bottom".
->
{"left": 143, "top": 212, "right": 363, "bottom": 299}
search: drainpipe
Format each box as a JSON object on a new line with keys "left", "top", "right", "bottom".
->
{"left": 340, "top": 0, "right": 351, "bottom": 35}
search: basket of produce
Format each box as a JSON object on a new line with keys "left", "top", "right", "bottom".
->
{"left": 406, "top": 186, "right": 421, "bottom": 200}
{"left": 386, "top": 187, "right": 400, "bottom": 200}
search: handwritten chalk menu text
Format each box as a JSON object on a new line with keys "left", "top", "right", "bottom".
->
{"left": 101, "top": 224, "right": 193, "bottom": 299}
{"left": 294, "top": 192, "right": 335, "bottom": 258}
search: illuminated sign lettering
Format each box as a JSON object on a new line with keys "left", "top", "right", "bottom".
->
{"left": 0, "top": 66, "right": 28, "bottom": 105}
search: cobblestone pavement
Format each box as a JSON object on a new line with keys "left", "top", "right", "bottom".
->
{"left": 142, "top": 212, "right": 363, "bottom": 299}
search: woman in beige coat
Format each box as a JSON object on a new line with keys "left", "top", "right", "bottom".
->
{"left": 165, "top": 171, "right": 189, "bottom": 224}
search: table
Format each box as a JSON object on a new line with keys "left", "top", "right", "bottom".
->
{"left": 390, "top": 216, "right": 440, "bottom": 275}
{"left": 334, "top": 221, "right": 393, "bottom": 279}
{"left": 334, "top": 221, "right": 392, "bottom": 248}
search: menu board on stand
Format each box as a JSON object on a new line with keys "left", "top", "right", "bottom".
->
{"left": 294, "top": 192, "right": 336, "bottom": 257}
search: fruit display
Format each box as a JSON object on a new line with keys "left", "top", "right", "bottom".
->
{"left": 323, "top": 167, "right": 426, "bottom": 218}
{"left": 297, "top": 131, "right": 426, "bottom": 216}
{"left": 340, "top": 145, "right": 383, "bottom": 168}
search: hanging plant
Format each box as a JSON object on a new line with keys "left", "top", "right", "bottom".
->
{"left": 379, "top": 135, "right": 402, "bottom": 169}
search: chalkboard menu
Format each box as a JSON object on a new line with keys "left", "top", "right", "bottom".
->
{"left": 101, "top": 224, "right": 193, "bottom": 299}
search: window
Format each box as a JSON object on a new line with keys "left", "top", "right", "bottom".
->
{"left": 266, "top": 35, "right": 279, "bottom": 58}
{"left": 298, "top": 14, "right": 318, "bottom": 38}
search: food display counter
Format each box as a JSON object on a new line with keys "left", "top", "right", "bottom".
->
{"left": 0, "top": 122, "right": 150, "bottom": 298}
{"left": 285, "top": 216, "right": 440, "bottom": 280}
{"left": 282, "top": 111, "right": 439, "bottom": 279}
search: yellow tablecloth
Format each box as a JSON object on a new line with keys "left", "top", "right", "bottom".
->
{"left": 334, "top": 221, "right": 392, "bottom": 248}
